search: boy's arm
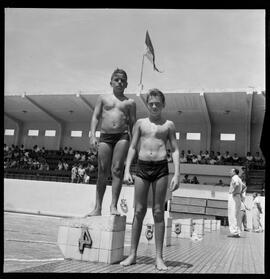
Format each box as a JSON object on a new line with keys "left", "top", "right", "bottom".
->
{"left": 128, "top": 100, "right": 137, "bottom": 137}
{"left": 168, "top": 121, "right": 180, "bottom": 176}
{"left": 90, "top": 95, "right": 103, "bottom": 145}
{"left": 124, "top": 120, "right": 141, "bottom": 179}
{"left": 168, "top": 121, "right": 180, "bottom": 191}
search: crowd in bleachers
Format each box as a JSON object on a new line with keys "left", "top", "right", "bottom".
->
{"left": 181, "top": 174, "right": 200, "bottom": 184}
{"left": 173, "top": 149, "right": 265, "bottom": 169}
{"left": 4, "top": 144, "right": 265, "bottom": 185}
{"left": 4, "top": 143, "right": 98, "bottom": 184}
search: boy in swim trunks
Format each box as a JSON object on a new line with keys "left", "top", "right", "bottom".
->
{"left": 85, "top": 69, "right": 136, "bottom": 216}
{"left": 120, "top": 89, "right": 180, "bottom": 270}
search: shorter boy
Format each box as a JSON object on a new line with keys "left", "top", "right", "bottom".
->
{"left": 120, "top": 88, "right": 180, "bottom": 270}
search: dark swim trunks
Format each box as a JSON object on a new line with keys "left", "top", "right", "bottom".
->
{"left": 99, "top": 132, "right": 130, "bottom": 148}
{"left": 136, "top": 159, "right": 169, "bottom": 182}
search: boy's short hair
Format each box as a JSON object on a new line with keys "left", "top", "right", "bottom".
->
{"left": 234, "top": 168, "right": 239, "bottom": 175}
{"left": 111, "top": 68, "right": 128, "bottom": 81}
{"left": 146, "top": 88, "right": 165, "bottom": 105}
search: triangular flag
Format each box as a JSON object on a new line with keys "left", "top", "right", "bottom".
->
{"left": 145, "top": 30, "right": 162, "bottom": 73}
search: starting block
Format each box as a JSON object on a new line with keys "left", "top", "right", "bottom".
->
{"left": 172, "top": 218, "right": 194, "bottom": 239}
{"left": 211, "top": 219, "right": 217, "bottom": 231}
{"left": 216, "top": 220, "right": 221, "bottom": 230}
{"left": 140, "top": 210, "right": 172, "bottom": 246}
{"left": 57, "top": 215, "right": 126, "bottom": 264}
{"left": 204, "top": 219, "right": 212, "bottom": 232}
{"left": 193, "top": 219, "right": 204, "bottom": 237}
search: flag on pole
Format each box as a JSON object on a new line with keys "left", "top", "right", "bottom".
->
{"left": 145, "top": 30, "right": 162, "bottom": 73}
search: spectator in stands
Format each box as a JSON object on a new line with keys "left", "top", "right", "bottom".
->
{"left": 84, "top": 163, "right": 95, "bottom": 184}
{"left": 26, "top": 157, "right": 32, "bottom": 169}
{"left": 192, "top": 155, "right": 199, "bottom": 164}
{"left": 80, "top": 153, "right": 86, "bottom": 162}
{"left": 58, "top": 147, "right": 64, "bottom": 156}
{"left": 182, "top": 174, "right": 191, "bottom": 183}
{"left": 186, "top": 150, "right": 193, "bottom": 163}
{"left": 57, "top": 160, "right": 63, "bottom": 171}
{"left": 77, "top": 163, "right": 85, "bottom": 183}
{"left": 62, "top": 160, "right": 69, "bottom": 171}
{"left": 19, "top": 144, "right": 25, "bottom": 153}
{"left": 39, "top": 158, "right": 49, "bottom": 171}
{"left": 63, "top": 146, "right": 69, "bottom": 154}
{"left": 68, "top": 147, "right": 74, "bottom": 155}
{"left": 215, "top": 179, "right": 224, "bottom": 186}
{"left": 13, "top": 147, "right": 20, "bottom": 159}
{"left": 216, "top": 152, "right": 223, "bottom": 165}
{"left": 197, "top": 151, "right": 203, "bottom": 164}
{"left": 9, "top": 158, "right": 18, "bottom": 168}
{"left": 191, "top": 176, "right": 199, "bottom": 184}
{"left": 88, "top": 153, "right": 98, "bottom": 168}
{"left": 209, "top": 151, "right": 217, "bottom": 165}
{"left": 179, "top": 150, "right": 187, "bottom": 163}
{"left": 74, "top": 151, "right": 81, "bottom": 161}
{"left": 232, "top": 153, "right": 240, "bottom": 165}
{"left": 254, "top": 151, "right": 264, "bottom": 169}
{"left": 71, "top": 164, "right": 78, "bottom": 183}
{"left": 251, "top": 192, "right": 263, "bottom": 233}
{"left": 4, "top": 158, "right": 9, "bottom": 169}
{"left": 32, "top": 158, "right": 40, "bottom": 170}
{"left": 245, "top": 152, "right": 254, "bottom": 168}
{"left": 44, "top": 161, "right": 50, "bottom": 171}
{"left": 4, "top": 143, "right": 9, "bottom": 153}
{"left": 39, "top": 146, "right": 44, "bottom": 154}
{"left": 223, "top": 151, "right": 232, "bottom": 165}
{"left": 203, "top": 150, "right": 210, "bottom": 164}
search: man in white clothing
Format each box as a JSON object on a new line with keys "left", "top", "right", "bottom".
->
{"left": 228, "top": 168, "right": 243, "bottom": 237}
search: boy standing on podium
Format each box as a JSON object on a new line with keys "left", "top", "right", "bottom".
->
{"left": 86, "top": 69, "right": 136, "bottom": 216}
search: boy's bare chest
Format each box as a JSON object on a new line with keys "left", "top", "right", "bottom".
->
{"left": 103, "top": 98, "right": 129, "bottom": 112}
{"left": 141, "top": 122, "right": 169, "bottom": 138}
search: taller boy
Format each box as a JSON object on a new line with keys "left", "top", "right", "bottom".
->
{"left": 86, "top": 69, "right": 136, "bottom": 216}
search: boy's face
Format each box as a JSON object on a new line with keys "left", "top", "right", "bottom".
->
{"left": 147, "top": 95, "right": 164, "bottom": 116}
{"left": 110, "top": 73, "right": 127, "bottom": 93}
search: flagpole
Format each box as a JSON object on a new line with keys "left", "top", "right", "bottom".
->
{"left": 137, "top": 54, "right": 145, "bottom": 96}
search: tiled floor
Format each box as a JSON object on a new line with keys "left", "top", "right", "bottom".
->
{"left": 4, "top": 212, "right": 264, "bottom": 273}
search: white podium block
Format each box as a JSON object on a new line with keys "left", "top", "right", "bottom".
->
{"left": 216, "top": 220, "right": 221, "bottom": 230}
{"left": 172, "top": 218, "right": 194, "bottom": 239}
{"left": 139, "top": 210, "right": 172, "bottom": 246}
{"left": 211, "top": 219, "right": 217, "bottom": 231}
{"left": 57, "top": 215, "right": 126, "bottom": 264}
{"left": 204, "top": 219, "right": 212, "bottom": 232}
{"left": 193, "top": 219, "right": 204, "bottom": 237}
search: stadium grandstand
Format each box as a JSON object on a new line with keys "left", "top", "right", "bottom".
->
{"left": 4, "top": 89, "right": 265, "bottom": 191}
{"left": 4, "top": 89, "right": 265, "bottom": 273}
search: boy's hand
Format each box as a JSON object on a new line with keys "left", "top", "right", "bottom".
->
{"left": 124, "top": 172, "right": 134, "bottom": 185}
{"left": 90, "top": 136, "right": 98, "bottom": 151}
{"left": 169, "top": 175, "right": 180, "bottom": 192}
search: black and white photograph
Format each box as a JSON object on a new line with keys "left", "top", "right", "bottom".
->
{"left": 4, "top": 8, "right": 266, "bottom": 273}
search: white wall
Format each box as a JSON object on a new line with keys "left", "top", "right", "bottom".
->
{"left": 4, "top": 179, "right": 135, "bottom": 223}
{"left": 4, "top": 178, "right": 264, "bottom": 229}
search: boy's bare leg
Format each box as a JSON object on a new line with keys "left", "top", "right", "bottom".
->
{"left": 152, "top": 176, "right": 169, "bottom": 270}
{"left": 110, "top": 140, "right": 130, "bottom": 215}
{"left": 85, "top": 143, "right": 112, "bottom": 217}
{"left": 120, "top": 176, "right": 150, "bottom": 266}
